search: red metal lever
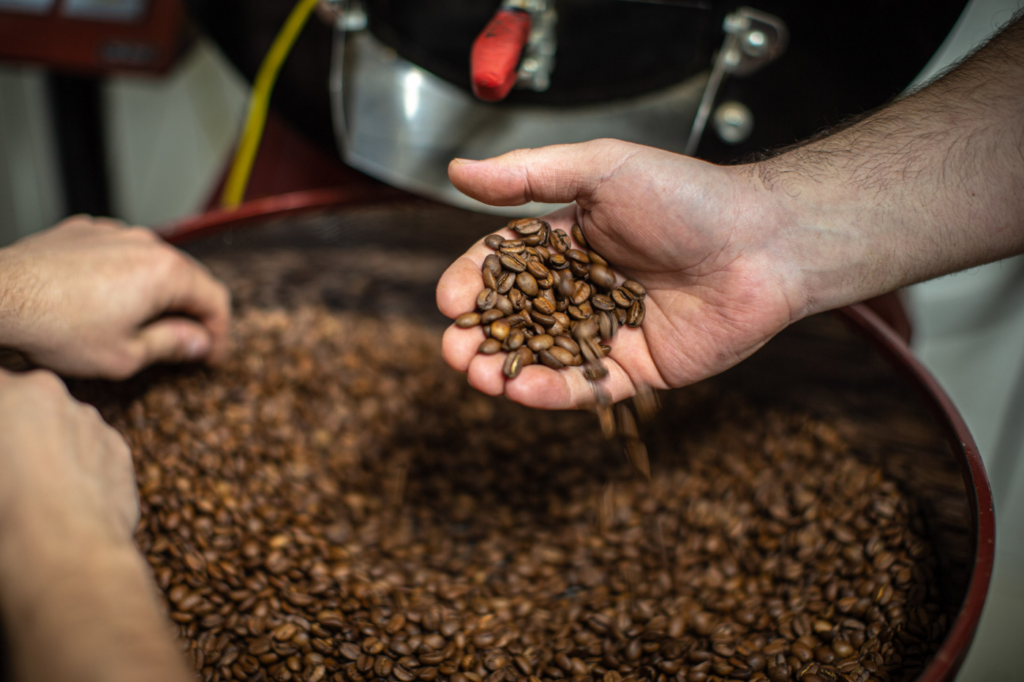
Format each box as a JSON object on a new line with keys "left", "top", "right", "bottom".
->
{"left": 470, "top": 8, "right": 532, "bottom": 102}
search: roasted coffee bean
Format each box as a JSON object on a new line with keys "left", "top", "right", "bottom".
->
{"left": 547, "top": 253, "right": 569, "bottom": 269}
{"left": 570, "top": 281, "right": 592, "bottom": 306}
{"left": 550, "top": 229, "right": 571, "bottom": 253}
{"left": 570, "top": 223, "right": 588, "bottom": 249}
{"left": 532, "top": 297, "right": 556, "bottom": 316}
{"left": 622, "top": 280, "right": 646, "bottom": 298}
{"left": 498, "top": 239, "right": 525, "bottom": 255}
{"left": 569, "top": 260, "right": 589, "bottom": 278}
{"left": 499, "top": 254, "right": 527, "bottom": 273}
{"left": 527, "top": 260, "right": 550, "bottom": 280}
{"left": 483, "top": 254, "right": 502, "bottom": 276}
{"left": 522, "top": 229, "right": 547, "bottom": 247}
{"left": 517, "top": 272, "right": 540, "bottom": 297}
{"left": 553, "top": 335, "right": 580, "bottom": 355}
{"left": 479, "top": 308, "right": 504, "bottom": 325}
{"left": 611, "top": 288, "right": 633, "bottom": 308}
{"left": 592, "top": 294, "right": 616, "bottom": 312}
{"left": 508, "top": 288, "right": 526, "bottom": 311}
{"left": 566, "top": 249, "right": 590, "bottom": 264}
{"left": 506, "top": 329, "right": 526, "bottom": 351}
{"left": 456, "top": 313, "right": 481, "bottom": 328}
{"left": 490, "top": 319, "right": 511, "bottom": 342}
{"left": 510, "top": 217, "right": 547, "bottom": 236}
{"left": 484, "top": 234, "right": 506, "bottom": 249}
{"left": 503, "top": 347, "right": 532, "bottom": 378}
{"left": 477, "top": 289, "right": 498, "bottom": 311}
{"left": 482, "top": 268, "right": 498, "bottom": 291}
{"left": 495, "top": 295, "right": 514, "bottom": 317}
{"left": 627, "top": 300, "right": 645, "bottom": 327}
{"left": 479, "top": 338, "right": 502, "bottom": 355}
{"left": 527, "top": 334, "right": 555, "bottom": 352}
{"left": 539, "top": 350, "right": 563, "bottom": 369}
{"left": 496, "top": 271, "right": 516, "bottom": 295}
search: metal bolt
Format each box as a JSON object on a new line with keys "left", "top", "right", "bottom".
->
{"left": 742, "top": 29, "right": 769, "bottom": 57}
{"left": 712, "top": 101, "right": 754, "bottom": 144}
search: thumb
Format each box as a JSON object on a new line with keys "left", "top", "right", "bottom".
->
{"left": 448, "top": 139, "right": 643, "bottom": 207}
{"left": 133, "top": 317, "right": 213, "bottom": 368}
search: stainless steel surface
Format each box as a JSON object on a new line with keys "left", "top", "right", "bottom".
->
{"left": 684, "top": 6, "right": 787, "bottom": 156}
{"left": 514, "top": 1, "right": 556, "bottom": 93}
{"left": 330, "top": 23, "right": 708, "bottom": 215}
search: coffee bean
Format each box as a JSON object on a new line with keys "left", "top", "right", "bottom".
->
{"left": 527, "top": 334, "right": 554, "bottom": 352}
{"left": 490, "top": 319, "right": 511, "bottom": 342}
{"left": 622, "top": 280, "right": 646, "bottom": 297}
{"left": 496, "top": 271, "right": 516, "bottom": 295}
{"left": 481, "top": 308, "right": 505, "bottom": 325}
{"left": 592, "top": 294, "right": 616, "bottom": 312}
{"left": 517, "top": 272, "right": 540, "bottom": 297}
{"left": 566, "top": 249, "right": 590, "bottom": 264}
{"left": 456, "top": 313, "right": 481, "bottom": 328}
{"left": 547, "top": 253, "right": 569, "bottom": 270}
{"left": 484, "top": 234, "right": 506, "bottom": 249}
{"left": 527, "top": 261, "right": 550, "bottom": 280}
{"left": 538, "top": 350, "right": 563, "bottom": 369}
{"left": 503, "top": 348, "right": 532, "bottom": 378}
{"left": 532, "top": 297, "right": 556, "bottom": 316}
{"left": 479, "top": 339, "right": 502, "bottom": 355}
{"left": 549, "top": 229, "right": 570, "bottom": 253}
{"left": 510, "top": 218, "right": 547, "bottom": 236}
{"left": 499, "top": 254, "right": 527, "bottom": 273}
{"left": 482, "top": 268, "right": 498, "bottom": 291}
{"left": 495, "top": 295, "right": 514, "bottom": 317}
{"left": 477, "top": 289, "right": 498, "bottom": 311}
{"left": 553, "top": 335, "right": 580, "bottom": 355}
{"left": 498, "top": 239, "right": 525, "bottom": 255}
{"left": 627, "top": 300, "right": 645, "bottom": 327}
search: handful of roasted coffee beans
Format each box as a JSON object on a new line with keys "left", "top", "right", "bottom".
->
{"left": 455, "top": 220, "right": 646, "bottom": 381}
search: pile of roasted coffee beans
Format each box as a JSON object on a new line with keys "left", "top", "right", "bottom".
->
{"left": 454, "top": 220, "right": 646, "bottom": 381}
{"left": 91, "top": 304, "right": 948, "bottom": 682}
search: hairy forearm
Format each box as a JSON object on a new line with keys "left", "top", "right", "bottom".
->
{"left": 751, "top": 10, "right": 1024, "bottom": 316}
{"left": 0, "top": 526, "right": 190, "bottom": 682}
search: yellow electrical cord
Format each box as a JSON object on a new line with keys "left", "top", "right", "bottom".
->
{"left": 220, "top": 0, "right": 321, "bottom": 209}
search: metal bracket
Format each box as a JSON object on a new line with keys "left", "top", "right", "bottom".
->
{"left": 684, "top": 6, "right": 788, "bottom": 156}
{"left": 516, "top": 3, "right": 557, "bottom": 92}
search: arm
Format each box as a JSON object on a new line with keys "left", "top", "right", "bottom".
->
{"left": 0, "top": 369, "right": 191, "bottom": 682}
{"left": 752, "top": 8, "right": 1024, "bottom": 316}
{"left": 437, "top": 11, "right": 1024, "bottom": 409}
{"left": 0, "top": 215, "right": 231, "bottom": 380}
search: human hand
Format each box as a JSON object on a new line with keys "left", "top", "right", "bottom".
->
{"left": 0, "top": 369, "right": 138, "bottom": 552}
{"left": 437, "top": 139, "right": 807, "bottom": 409}
{"left": 0, "top": 368, "right": 195, "bottom": 682}
{"left": 0, "top": 215, "right": 231, "bottom": 380}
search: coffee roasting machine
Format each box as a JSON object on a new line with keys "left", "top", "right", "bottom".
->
{"left": 188, "top": 0, "right": 969, "bottom": 214}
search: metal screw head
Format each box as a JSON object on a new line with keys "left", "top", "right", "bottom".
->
{"left": 742, "top": 29, "right": 769, "bottom": 57}
{"left": 713, "top": 101, "right": 754, "bottom": 144}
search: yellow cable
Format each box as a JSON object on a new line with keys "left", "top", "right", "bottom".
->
{"left": 221, "top": 0, "right": 320, "bottom": 209}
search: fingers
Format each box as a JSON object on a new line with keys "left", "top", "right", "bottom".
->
{"left": 162, "top": 257, "right": 232, "bottom": 363}
{"left": 448, "top": 139, "right": 642, "bottom": 206}
{"left": 131, "top": 317, "right": 213, "bottom": 374}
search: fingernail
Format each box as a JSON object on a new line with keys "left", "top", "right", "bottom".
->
{"left": 451, "top": 158, "right": 480, "bottom": 165}
{"left": 185, "top": 335, "right": 210, "bottom": 361}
